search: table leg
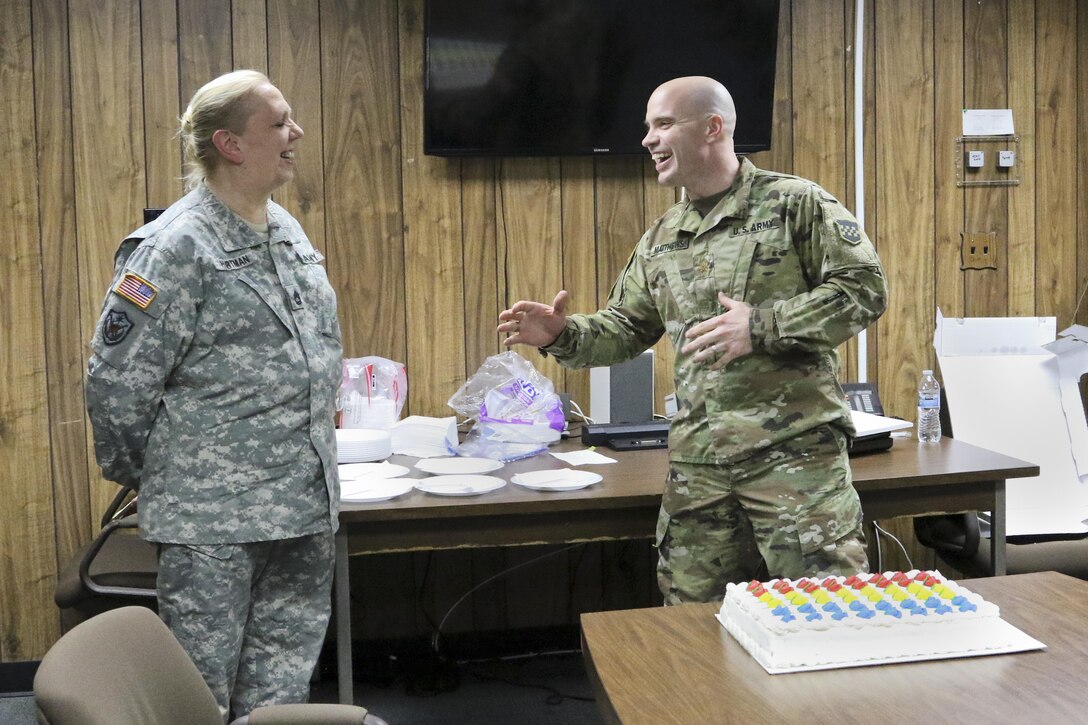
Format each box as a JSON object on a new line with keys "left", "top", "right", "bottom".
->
{"left": 991, "top": 481, "right": 1007, "bottom": 575}
{"left": 335, "top": 529, "right": 354, "bottom": 704}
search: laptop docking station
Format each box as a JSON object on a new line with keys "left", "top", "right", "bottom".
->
{"left": 581, "top": 421, "right": 670, "bottom": 451}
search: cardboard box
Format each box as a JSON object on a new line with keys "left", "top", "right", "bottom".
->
{"left": 934, "top": 310, "right": 1088, "bottom": 536}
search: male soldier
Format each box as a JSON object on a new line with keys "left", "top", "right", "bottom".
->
{"left": 498, "top": 76, "right": 887, "bottom": 604}
{"left": 86, "top": 71, "right": 342, "bottom": 718}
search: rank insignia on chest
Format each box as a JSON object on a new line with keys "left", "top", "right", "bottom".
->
{"left": 113, "top": 272, "right": 158, "bottom": 309}
{"left": 102, "top": 308, "right": 133, "bottom": 345}
{"left": 834, "top": 219, "right": 862, "bottom": 244}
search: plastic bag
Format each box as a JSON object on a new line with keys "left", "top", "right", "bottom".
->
{"left": 338, "top": 357, "right": 408, "bottom": 430}
{"left": 447, "top": 351, "right": 564, "bottom": 461}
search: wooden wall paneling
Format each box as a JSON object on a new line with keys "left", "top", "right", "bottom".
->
{"left": 791, "top": 0, "right": 853, "bottom": 381}
{"left": 494, "top": 156, "right": 567, "bottom": 629}
{"left": 861, "top": 0, "right": 881, "bottom": 385}
{"left": 14, "top": 0, "right": 1088, "bottom": 663}
{"left": 268, "top": 0, "right": 326, "bottom": 245}
{"left": 399, "top": 0, "right": 467, "bottom": 418}
{"left": 461, "top": 158, "right": 500, "bottom": 375}
{"left": 790, "top": 0, "right": 847, "bottom": 202}
{"left": 641, "top": 166, "right": 679, "bottom": 413}
{"left": 1034, "top": 0, "right": 1077, "bottom": 327}
{"left": 557, "top": 157, "right": 596, "bottom": 413}
{"left": 933, "top": 1, "right": 965, "bottom": 320}
{"left": 141, "top": 0, "right": 183, "bottom": 208}
{"left": 591, "top": 157, "right": 658, "bottom": 409}
{"left": 498, "top": 158, "right": 565, "bottom": 387}
{"left": 963, "top": 0, "right": 1009, "bottom": 318}
{"left": 176, "top": 0, "right": 233, "bottom": 106}
{"left": 874, "top": 0, "right": 934, "bottom": 421}
{"left": 840, "top": 0, "right": 860, "bottom": 384}
{"left": 749, "top": 0, "right": 794, "bottom": 175}
{"left": 1006, "top": 0, "right": 1036, "bottom": 317}
{"left": 321, "top": 0, "right": 406, "bottom": 363}
{"left": 69, "top": 0, "right": 149, "bottom": 522}
{"left": 592, "top": 159, "right": 645, "bottom": 306}
{"left": 0, "top": 0, "right": 58, "bottom": 661}
{"left": 31, "top": 0, "right": 90, "bottom": 596}
{"left": 1079, "top": 0, "right": 1088, "bottom": 327}
{"left": 560, "top": 157, "right": 602, "bottom": 614}
{"left": 231, "top": 0, "right": 268, "bottom": 74}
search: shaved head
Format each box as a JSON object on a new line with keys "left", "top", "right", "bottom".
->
{"left": 653, "top": 76, "right": 737, "bottom": 138}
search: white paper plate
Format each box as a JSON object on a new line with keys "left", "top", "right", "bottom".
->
{"left": 414, "top": 475, "right": 506, "bottom": 497}
{"left": 338, "top": 462, "right": 410, "bottom": 480}
{"left": 510, "top": 469, "right": 603, "bottom": 491}
{"left": 340, "top": 478, "right": 416, "bottom": 503}
{"left": 415, "top": 457, "right": 504, "bottom": 475}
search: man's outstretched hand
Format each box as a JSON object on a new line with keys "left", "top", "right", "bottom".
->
{"left": 497, "top": 290, "right": 570, "bottom": 348}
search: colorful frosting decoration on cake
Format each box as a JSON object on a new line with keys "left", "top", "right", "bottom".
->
{"left": 715, "top": 570, "right": 1040, "bottom": 673}
{"left": 748, "top": 570, "right": 987, "bottom": 625}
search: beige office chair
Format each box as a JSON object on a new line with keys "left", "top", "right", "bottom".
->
{"left": 53, "top": 485, "right": 159, "bottom": 631}
{"left": 34, "top": 606, "right": 387, "bottom": 725}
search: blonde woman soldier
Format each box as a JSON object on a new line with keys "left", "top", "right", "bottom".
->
{"left": 86, "top": 70, "right": 343, "bottom": 720}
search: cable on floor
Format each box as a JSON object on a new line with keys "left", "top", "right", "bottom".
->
{"left": 460, "top": 652, "right": 597, "bottom": 706}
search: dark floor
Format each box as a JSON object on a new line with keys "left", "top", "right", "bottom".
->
{"left": 311, "top": 649, "right": 604, "bottom": 725}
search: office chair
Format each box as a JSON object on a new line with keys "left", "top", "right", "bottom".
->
{"left": 34, "top": 606, "right": 387, "bottom": 725}
{"left": 53, "top": 484, "right": 159, "bottom": 631}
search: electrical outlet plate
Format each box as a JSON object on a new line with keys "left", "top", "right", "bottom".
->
{"left": 961, "top": 231, "right": 997, "bottom": 270}
{"left": 955, "top": 135, "right": 1021, "bottom": 187}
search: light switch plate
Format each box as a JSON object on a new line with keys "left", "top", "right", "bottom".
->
{"left": 961, "top": 231, "right": 997, "bottom": 270}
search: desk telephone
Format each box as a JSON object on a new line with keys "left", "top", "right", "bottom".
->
{"left": 842, "top": 382, "right": 884, "bottom": 416}
{"left": 842, "top": 383, "right": 894, "bottom": 455}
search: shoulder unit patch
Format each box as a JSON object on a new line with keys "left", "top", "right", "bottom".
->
{"left": 102, "top": 308, "right": 134, "bottom": 345}
{"left": 834, "top": 219, "right": 862, "bottom": 244}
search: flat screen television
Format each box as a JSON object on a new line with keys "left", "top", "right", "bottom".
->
{"left": 424, "top": 0, "right": 780, "bottom": 157}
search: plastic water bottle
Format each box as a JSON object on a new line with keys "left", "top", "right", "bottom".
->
{"left": 917, "top": 370, "right": 942, "bottom": 443}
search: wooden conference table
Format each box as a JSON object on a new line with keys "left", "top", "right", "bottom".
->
{"left": 333, "top": 437, "right": 1038, "bottom": 703}
{"left": 581, "top": 571, "right": 1088, "bottom": 723}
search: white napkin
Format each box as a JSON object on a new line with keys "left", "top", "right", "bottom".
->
{"left": 549, "top": 448, "right": 617, "bottom": 466}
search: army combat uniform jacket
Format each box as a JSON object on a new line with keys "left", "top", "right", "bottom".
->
{"left": 86, "top": 185, "right": 343, "bottom": 544}
{"left": 545, "top": 158, "right": 887, "bottom": 464}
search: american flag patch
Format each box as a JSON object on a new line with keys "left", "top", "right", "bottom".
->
{"left": 114, "top": 273, "right": 158, "bottom": 309}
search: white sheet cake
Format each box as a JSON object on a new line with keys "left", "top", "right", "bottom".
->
{"left": 717, "top": 570, "right": 1042, "bottom": 673}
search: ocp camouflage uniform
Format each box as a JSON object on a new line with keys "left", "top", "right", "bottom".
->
{"left": 544, "top": 158, "right": 887, "bottom": 604}
{"left": 86, "top": 184, "right": 342, "bottom": 718}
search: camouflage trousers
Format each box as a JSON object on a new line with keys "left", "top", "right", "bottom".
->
{"left": 655, "top": 425, "right": 868, "bottom": 605}
{"left": 157, "top": 530, "right": 335, "bottom": 721}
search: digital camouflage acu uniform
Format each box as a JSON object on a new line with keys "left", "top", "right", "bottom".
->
{"left": 545, "top": 158, "right": 887, "bottom": 603}
{"left": 86, "top": 184, "right": 342, "bottom": 717}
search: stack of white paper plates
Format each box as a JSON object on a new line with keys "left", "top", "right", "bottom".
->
{"left": 335, "top": 428, "right": 393, "bottom": 463}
